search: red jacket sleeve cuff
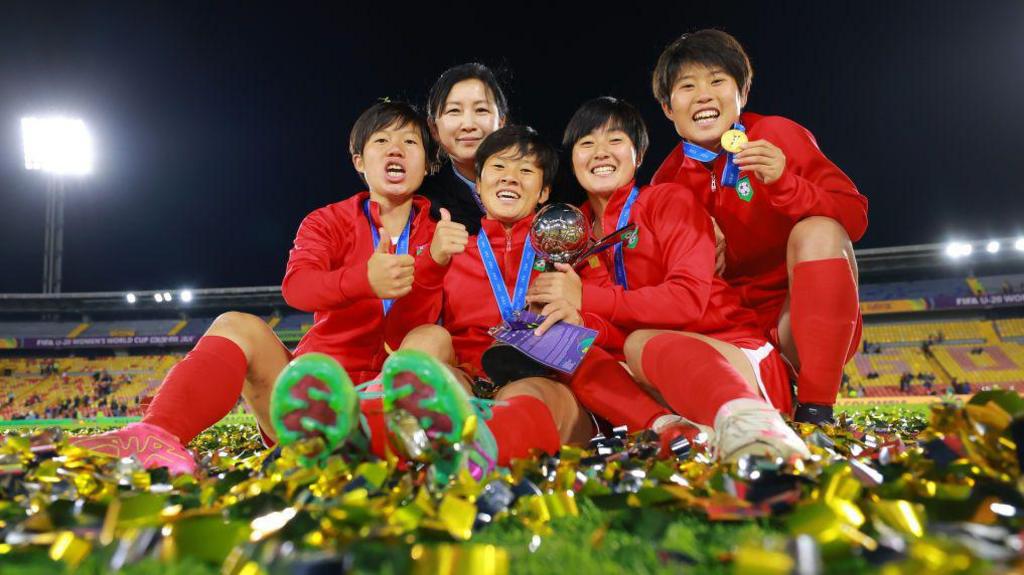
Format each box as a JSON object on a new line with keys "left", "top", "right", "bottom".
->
{"left": 761, "top": 169, "right": 800, "bottom": 208}
{"left": 582, "top": 284, "right": 616, "bottom": 319}
{"left": 414, "top": 255, "right": 450, "bottom": 289}
{"left": 338, "top": 260, "right": 376, "bottom": 302}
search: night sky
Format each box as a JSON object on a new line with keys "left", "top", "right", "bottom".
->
{"left": 1, "top": 2, "right": 1022, "bottom": 293}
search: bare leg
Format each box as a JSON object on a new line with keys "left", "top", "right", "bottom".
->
{"left": 777, "top": 216, "right": 859, "bottom": 371}
{"left": 625, "top": 329, "right": 758, "bottom": 393}
{"left": 204, "top": 312, "right": 292, "bottom": 443}
{"left": 398, "top": 324, "right": 474, "bottom": 395}
{"left": 496, "top": 377, "right": 594, "bottom": 445}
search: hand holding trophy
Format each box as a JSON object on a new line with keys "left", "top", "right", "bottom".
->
{"left": 481, "top": 203, "right": 634, "bottom": 392}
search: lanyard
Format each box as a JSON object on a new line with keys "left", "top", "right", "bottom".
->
{"left": 363, "top": 199, "right": 413, "bottom": 315}
{"left": 612, "top": 186, "right": 640, "bottom": 289}
{"left": 476, "top": 230, "right": 536, "bottom": 323}
{"left": 451, "top": 163, "right": 486, "bottom": 214}
{"left": 681, "top": 122, "right": 745, "bottom": 188}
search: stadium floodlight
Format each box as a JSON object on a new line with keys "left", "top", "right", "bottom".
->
{"left": 154, "top": 293, "right": 164, "bottom": 303}
{"left": 22, "top": 116, "right": 95, "bottom": 294}
{"left": 162, "top": 291, "right": 172, "bottom": 302}
{"left": 125, "top": 293, "right": 137, "bottom": 304}
{"left": 21, "top": 117, "right": 94, "bottom": 176}
{"left": 1016, "top": 238, "right": 1024, "bottom": 252}
{"left": 945, "top": 241, "right": 973, "bottom": 259}
{"left": 986, "top": 240, "right": 1000, "bottom": 254}
{"left": 180, "top": 289, "right": 194, "bottom": 303}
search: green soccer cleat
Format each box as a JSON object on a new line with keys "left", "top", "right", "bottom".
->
{"left": 269, "top": 353, "right": 369, "bottom": 467}
{"left": 380, "top": 350, "right": 499, "bottom": 487}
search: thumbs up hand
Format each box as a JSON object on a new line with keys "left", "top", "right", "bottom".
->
{"left": 368, "top": 227, "right": 415, "bottom": 299}
{"left": 429, "top": 208, "right": 469, "bottom": 266}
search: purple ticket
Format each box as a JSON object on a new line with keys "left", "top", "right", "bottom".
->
{"left": 488, "top": 310, "right": 597, "bottom": 374}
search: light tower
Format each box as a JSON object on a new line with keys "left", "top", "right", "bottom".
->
{"left": 21, "top": 116, "right": 95, "bottom": 294}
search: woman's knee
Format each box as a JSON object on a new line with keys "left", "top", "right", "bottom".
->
{"left": 206, "top": 312, "right": 274, "bottom": 358}
{"left": 401, "top": 324, "right": 451, "bottom": 347}
{"left": 399, "top": 324, "right": 454, "bottom": 359}
{"left": 788, "top": 217, "right": 852, "bottom": 262}
{"left": 624, "top": 329, "right": 666, "bottom": 380}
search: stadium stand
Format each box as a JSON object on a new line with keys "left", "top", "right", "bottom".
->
{"left": 858, "top": 277, "right": 974, "bottom": 301}
{"left": 861, "top": 319, "right": 991, "bottom": 345}
{"left": 3, "top": 267, "right": 1024, "bottom": 421}
{"left": 996, "top": 318, "right": 1024, "bottom": 340}
{"left": 0, "top": 355, "right": 180, "bottom": 420}
{"left": 847, "top": 318, "right": 1024, "bottom": 397}
{"left": 0, "top": 321, "right": 89, "bottom": 338}
{"left": 79, "top": 318, "right": 182, "bottom": 337}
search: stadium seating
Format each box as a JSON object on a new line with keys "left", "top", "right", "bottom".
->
{"left": 858, "top": 277, "right": 973, "bottom": 301}
{"left": 0, "top": 355, "right": 180, "bottom": 420}
{"left": 977, "top": 274, "right": 1024, "bottom": 296}
{"left": 845, "top": 318, "right": 1024, "bottom": 397}
{"left": 995, "top": 318, "right": 1024, "bottom": 340}
{"left": 862, "top": 319, "right": 991, "bottom": 345}
{"left": 5, "top": 314, "right": 1024, "bottom": 420}
{"left": 79, "top": 319, "right": 182, "bottom": 337}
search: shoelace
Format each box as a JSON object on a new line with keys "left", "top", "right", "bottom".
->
{"left": 361, "top": 375, "right": 504, "bottom": 476}
{"left": 465, "top": 398, "right": 503, "bottom": 479}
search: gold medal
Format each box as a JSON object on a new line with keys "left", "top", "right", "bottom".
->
{"left": 721, "top": 129, "right": 747, "bottom": 153}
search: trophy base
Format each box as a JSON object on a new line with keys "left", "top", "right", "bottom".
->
{"left": 480, "top": 342, "right": 554, "bottom": 389}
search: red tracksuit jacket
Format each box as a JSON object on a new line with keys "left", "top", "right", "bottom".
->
{"left": 579, "top": 181, "right": 766, "bottom": 356}
{"left": 282, "top": 192, "right": 435, "bottom": 383}
{"left": 650, "top": 112, "right": 868, "bottom": 333}
{"left": 388, "top": 216, "right": 543, "bottom": 377}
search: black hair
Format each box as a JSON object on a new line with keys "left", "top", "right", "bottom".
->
{"left": 652, "top": 29, "right": 753, "bottom": 107}
{"left": 348, "top": 100, "right": 433, "bottom": 159}
{"left": 562, "top": 97, "right": 650, "bottom": 162}
{"left": 427, "top": 62, "right": 509, "bottom": 121}
{"left": 474, "top": 125, "right": 558, "bottom": 190}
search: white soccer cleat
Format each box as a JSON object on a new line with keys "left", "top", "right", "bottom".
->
{"left": 713, "top": 398, "right": 811, "bottom": 462}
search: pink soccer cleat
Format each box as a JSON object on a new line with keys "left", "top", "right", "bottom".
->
{"left": 70, "top": 422, "right": 197, "bottom": 475}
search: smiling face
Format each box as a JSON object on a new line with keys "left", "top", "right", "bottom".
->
{"left": 432, "top": 79, "right": 505, "bottom": 168}
{"left": 352, "top": 121, "right": 427, "bottom": 201}
{"left": 571, "top": 124, "right": 638, "bottom": 197}
{"left": 661, "top": 62, "right": 748, "bottom": 150}
{"left": 477, "top": 148, "right": 550, "bottom": 226}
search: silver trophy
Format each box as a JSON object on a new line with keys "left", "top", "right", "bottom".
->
{"left": 530, "top": 203, "right": 638, "bottom": 271}
{"left": 530, "top": 203, "right": 591, "bottom": 270}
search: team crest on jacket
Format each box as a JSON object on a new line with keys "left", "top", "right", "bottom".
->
{"left": 624, "top": 229, "right": 640, "bottom": 249}
{"left": 416, "top": 245, "right": 426, "bottom": 256}
{"left": 533, "top": 259, "right": 548, "bottom": 272}
{"left": 736, "top": 177, "right": 754, "bottom": 202}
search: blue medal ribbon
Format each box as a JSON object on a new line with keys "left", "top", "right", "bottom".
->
{"left": 612, "top": 186, "right": 640, "bottom": 289}
{"left": 681, "top": 122, "right": 745, "bottom": 188}
{"left": 363, "top": 199, "right": 413, "bottom": 315}
{"left": 476, "top": 230, "right": 536, "bottom": 323}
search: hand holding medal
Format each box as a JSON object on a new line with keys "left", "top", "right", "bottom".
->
{"left": 731, "top": 136, "right": 787, "bottom": 185}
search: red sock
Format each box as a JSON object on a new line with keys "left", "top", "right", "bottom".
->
{"left": 487, "top": 395, "right": 560, "bottom": 465}
{"left": 640, "top": 334, "right": 759, "bottom": 426}
{"left": 358, "top": 398, "right": 393, "bottom": 460}
{"left": 791, "top": 258, "right": 859, "bottom": 405}
{"left": 143, "top": 335, "right": 247, "bottom": 443}
{"left": 568, "top": 347, "right": 670, "bottom": 430}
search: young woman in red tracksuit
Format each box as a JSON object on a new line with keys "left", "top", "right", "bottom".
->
{"left": 388, "top": 125, "right": 687, "bottom": 464}
{"left": 72, "top": 101, "right": 439, "bottom": 473}
{"left": 649, "top": 30, "right": 868, "bottom": 425}
{"left": 528, "top": 97, "right": 809, "bottom": 462}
